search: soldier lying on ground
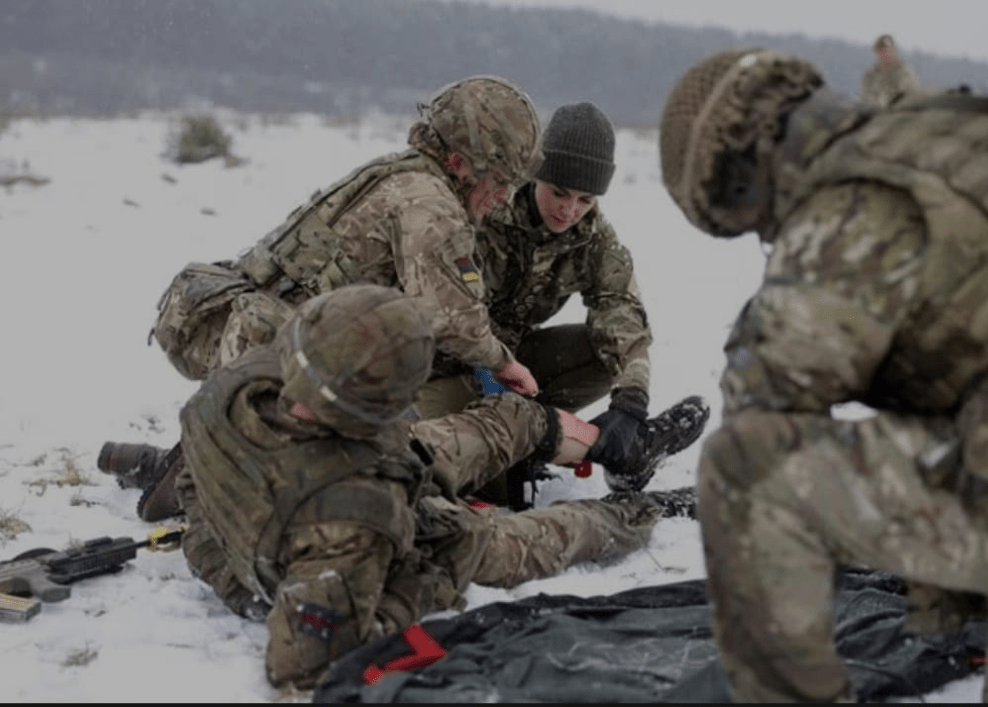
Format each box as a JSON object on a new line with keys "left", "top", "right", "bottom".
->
{"left": 174, "top": 283, "right": 702, "bottom": 690}
{"left": 99, "top": 75, "right": 546, "bottom": 521}
{"left": 660, "top": 47, "right": 988, "bottom": 701}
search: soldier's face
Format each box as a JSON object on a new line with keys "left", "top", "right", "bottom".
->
{"left": 467, "top": 172, "right": 513, "bottom": 221}
{"left": 447, "top": 152, "right": 514, "bottom": 221}
{"left": 533, "top": 180, "right": 597, "bottom": 233}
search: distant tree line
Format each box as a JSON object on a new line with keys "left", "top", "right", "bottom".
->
{"left": 0, "top": 0, "right": 984, "bottom": 126}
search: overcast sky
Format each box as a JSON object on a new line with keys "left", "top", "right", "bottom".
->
{"left": 449, "top": 0, "right": 988, "bottom": 63}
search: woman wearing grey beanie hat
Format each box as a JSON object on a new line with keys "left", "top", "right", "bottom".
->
{"left": 417, "top": 101, "right": 707, "bottom": 510}
{"left": 535, "top": 101, "right": 616, "bottom": 205}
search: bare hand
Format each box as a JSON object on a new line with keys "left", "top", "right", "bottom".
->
{"left": 495, "top": 361, "right": 539, "bottom": 397}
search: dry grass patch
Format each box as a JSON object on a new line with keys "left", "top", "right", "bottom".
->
{"left": 166, "top": 113, "right": 245, "bottom": 167}
{"left": 26, "top": 449, "right": 96, "bottom": 496}
{"left": 62, "top": 645, "right": 99, "bottom": 668}
{"left": 69, "top": 491, "right": 97, "bottom": 508}
{"left": 0, "top": 506, "right": 31, "bottom": 545}
{"left": 0, "top": 158, "right": 50, "bottom": 189}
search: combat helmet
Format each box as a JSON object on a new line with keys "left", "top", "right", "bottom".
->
{"left": 420, "top": 75, "right": 543, "bottom": 186}
{"left": 275, "top": 284, "right": 436, "bottom": 439}
{"left": 874, "top": 34, "right": 895, "bottom": 51}
{"left": 659, "top": 48, "right": 823, "bottom": 236}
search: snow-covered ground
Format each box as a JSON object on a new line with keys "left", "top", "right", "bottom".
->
{"left": 0, "top": 111, "right": 979, "bottom": 701}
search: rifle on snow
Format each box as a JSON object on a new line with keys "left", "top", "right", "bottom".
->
{"left": 0, "top": 525, "right": 186, "bottom": 622}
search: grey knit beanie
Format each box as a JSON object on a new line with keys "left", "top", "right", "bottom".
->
{"left": 535, "top": 102, "right": 616, "bottom": 195}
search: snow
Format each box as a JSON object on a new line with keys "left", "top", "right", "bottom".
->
{"left": 0, "top": 112, "right": 978, "bottom": 702}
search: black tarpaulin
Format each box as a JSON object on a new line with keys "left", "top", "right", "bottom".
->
{"left": 313, "top": 569, "right": 985, "bottom": 703}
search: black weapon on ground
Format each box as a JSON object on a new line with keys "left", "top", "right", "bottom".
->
{"left": 0, "top": 525, "right": 186, "bottom": 623}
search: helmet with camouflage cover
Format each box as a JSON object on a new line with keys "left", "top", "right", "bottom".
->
{"left": 275, "top": 284, "right": 436, "bottom": 439}
{"left": 874, "top": 34, "right": 895, "bottom": 51}
{"left": 419, "top": 75, "right": 543, "bottom": 186}
{"left": 659, "top": 48, "right": 823, "bottom": 237}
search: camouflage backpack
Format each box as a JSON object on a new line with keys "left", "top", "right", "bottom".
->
{"left": 151, "top": 150, "right": 446, "bottom": 381}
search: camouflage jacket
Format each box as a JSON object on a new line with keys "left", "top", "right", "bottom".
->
{"left": 722, "top": 91, "right": 988, "bottom": 421}
{"left": 236, "top": 149, "right": 515, "bottom": 372}
{"left": 861, "top": 59, "right": 921, "bottom": 107}
{"left": 471, "top": 183, "right": 652, "bottom": 392}
{"left": 180, "top": 344, "right": 426, "bottom": 602}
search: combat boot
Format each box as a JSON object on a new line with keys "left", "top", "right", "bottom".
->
{"left": 135, "top": 443, "right": 185, "bottom": 522}
{"left": 603, "top": 395, "right": 710, "bottom": 493}
{"left": 97, "top": 440, "right": 185, "bottom": 522}
{"left": 97, "top": 441, "right": 171, "bottom": 490}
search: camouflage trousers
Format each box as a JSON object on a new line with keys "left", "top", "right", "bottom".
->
{"left": 179, "top": 394, "right": 658, "bottom": 690}
{"left": 416, "top": 323, "right": 614, "bottom": 506}
{"left": 697, "top": 408, "right": 988, "bottom": 702}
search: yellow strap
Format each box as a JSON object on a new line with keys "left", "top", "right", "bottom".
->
{"left": 147, "top": 524, "right": 188, "bottom": 552}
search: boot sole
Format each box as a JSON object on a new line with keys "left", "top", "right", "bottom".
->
{"left": 136, "top": 445, "right": 185, "bottom": 522}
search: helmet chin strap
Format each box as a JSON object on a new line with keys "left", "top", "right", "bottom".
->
{"left": 446, "top": 152, "right": 482, "bottom": 214}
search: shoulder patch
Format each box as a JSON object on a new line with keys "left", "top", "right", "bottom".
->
{"left": 455, "top": 257, "right": 480, "bottom": 282}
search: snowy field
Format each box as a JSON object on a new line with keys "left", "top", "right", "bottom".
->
{"left": 0, "top": 111, "right": 979, "bottom": 701}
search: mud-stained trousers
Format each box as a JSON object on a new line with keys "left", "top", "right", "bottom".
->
{"left": 697, "top": 408, "right": 988, "bottom": 702}
{"left": 418, "top": 494, "right": 657, "bottom": 590}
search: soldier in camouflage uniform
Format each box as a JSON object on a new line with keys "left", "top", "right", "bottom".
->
{"left": 155, "top": 74, "right": 542, "bottom": 392}
{"left": 660, "top": 47, "right": 988, "bottom": 701}
{"left": 861, "top": 33, "right": 921, "bottom": 108}
{"left": 417, "top": 101, "right": 705, "bottom": 508}
{"left": 418, "top": 101, "right": 651, "bottom": 418}
{"left": 98, "top": 75, "right": 545, "bottom": 520}
{"left": 176, "top": 283, "right": 687, "bottom": 690}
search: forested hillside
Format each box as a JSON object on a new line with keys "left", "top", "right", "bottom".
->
{"left": 0, "top": 0, "right": 984, "bottom": 125}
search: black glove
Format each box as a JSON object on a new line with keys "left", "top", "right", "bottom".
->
{"left": 587, "top": 387, "right": 649, "bottom": 471}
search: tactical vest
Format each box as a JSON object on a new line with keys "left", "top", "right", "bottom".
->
{"left": 775, "top": 92, "right": 988, "bottom": 411}
{"left": 236, "top": 149, "right": 451, "bottom": 298}
{"left": 180, "top": 346, "right": 423, "bottom": 601}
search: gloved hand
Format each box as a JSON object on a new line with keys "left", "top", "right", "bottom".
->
{"left": 587, "top": 387, "right": 649, "bottom": 471}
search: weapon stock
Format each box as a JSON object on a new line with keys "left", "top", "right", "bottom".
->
{"left": 0, "top": 525, "right": 185, "bottom": 622}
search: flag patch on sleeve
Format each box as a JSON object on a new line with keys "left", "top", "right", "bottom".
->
{"left": 455, "top": 257, "right": 480, "bottom": 282}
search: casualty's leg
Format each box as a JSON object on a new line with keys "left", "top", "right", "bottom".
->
{"left": 411, "top": 394, "right": 576, "bottom": 497}
{"left": 418, "top": 493, "right": 659, "bottom": 591}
